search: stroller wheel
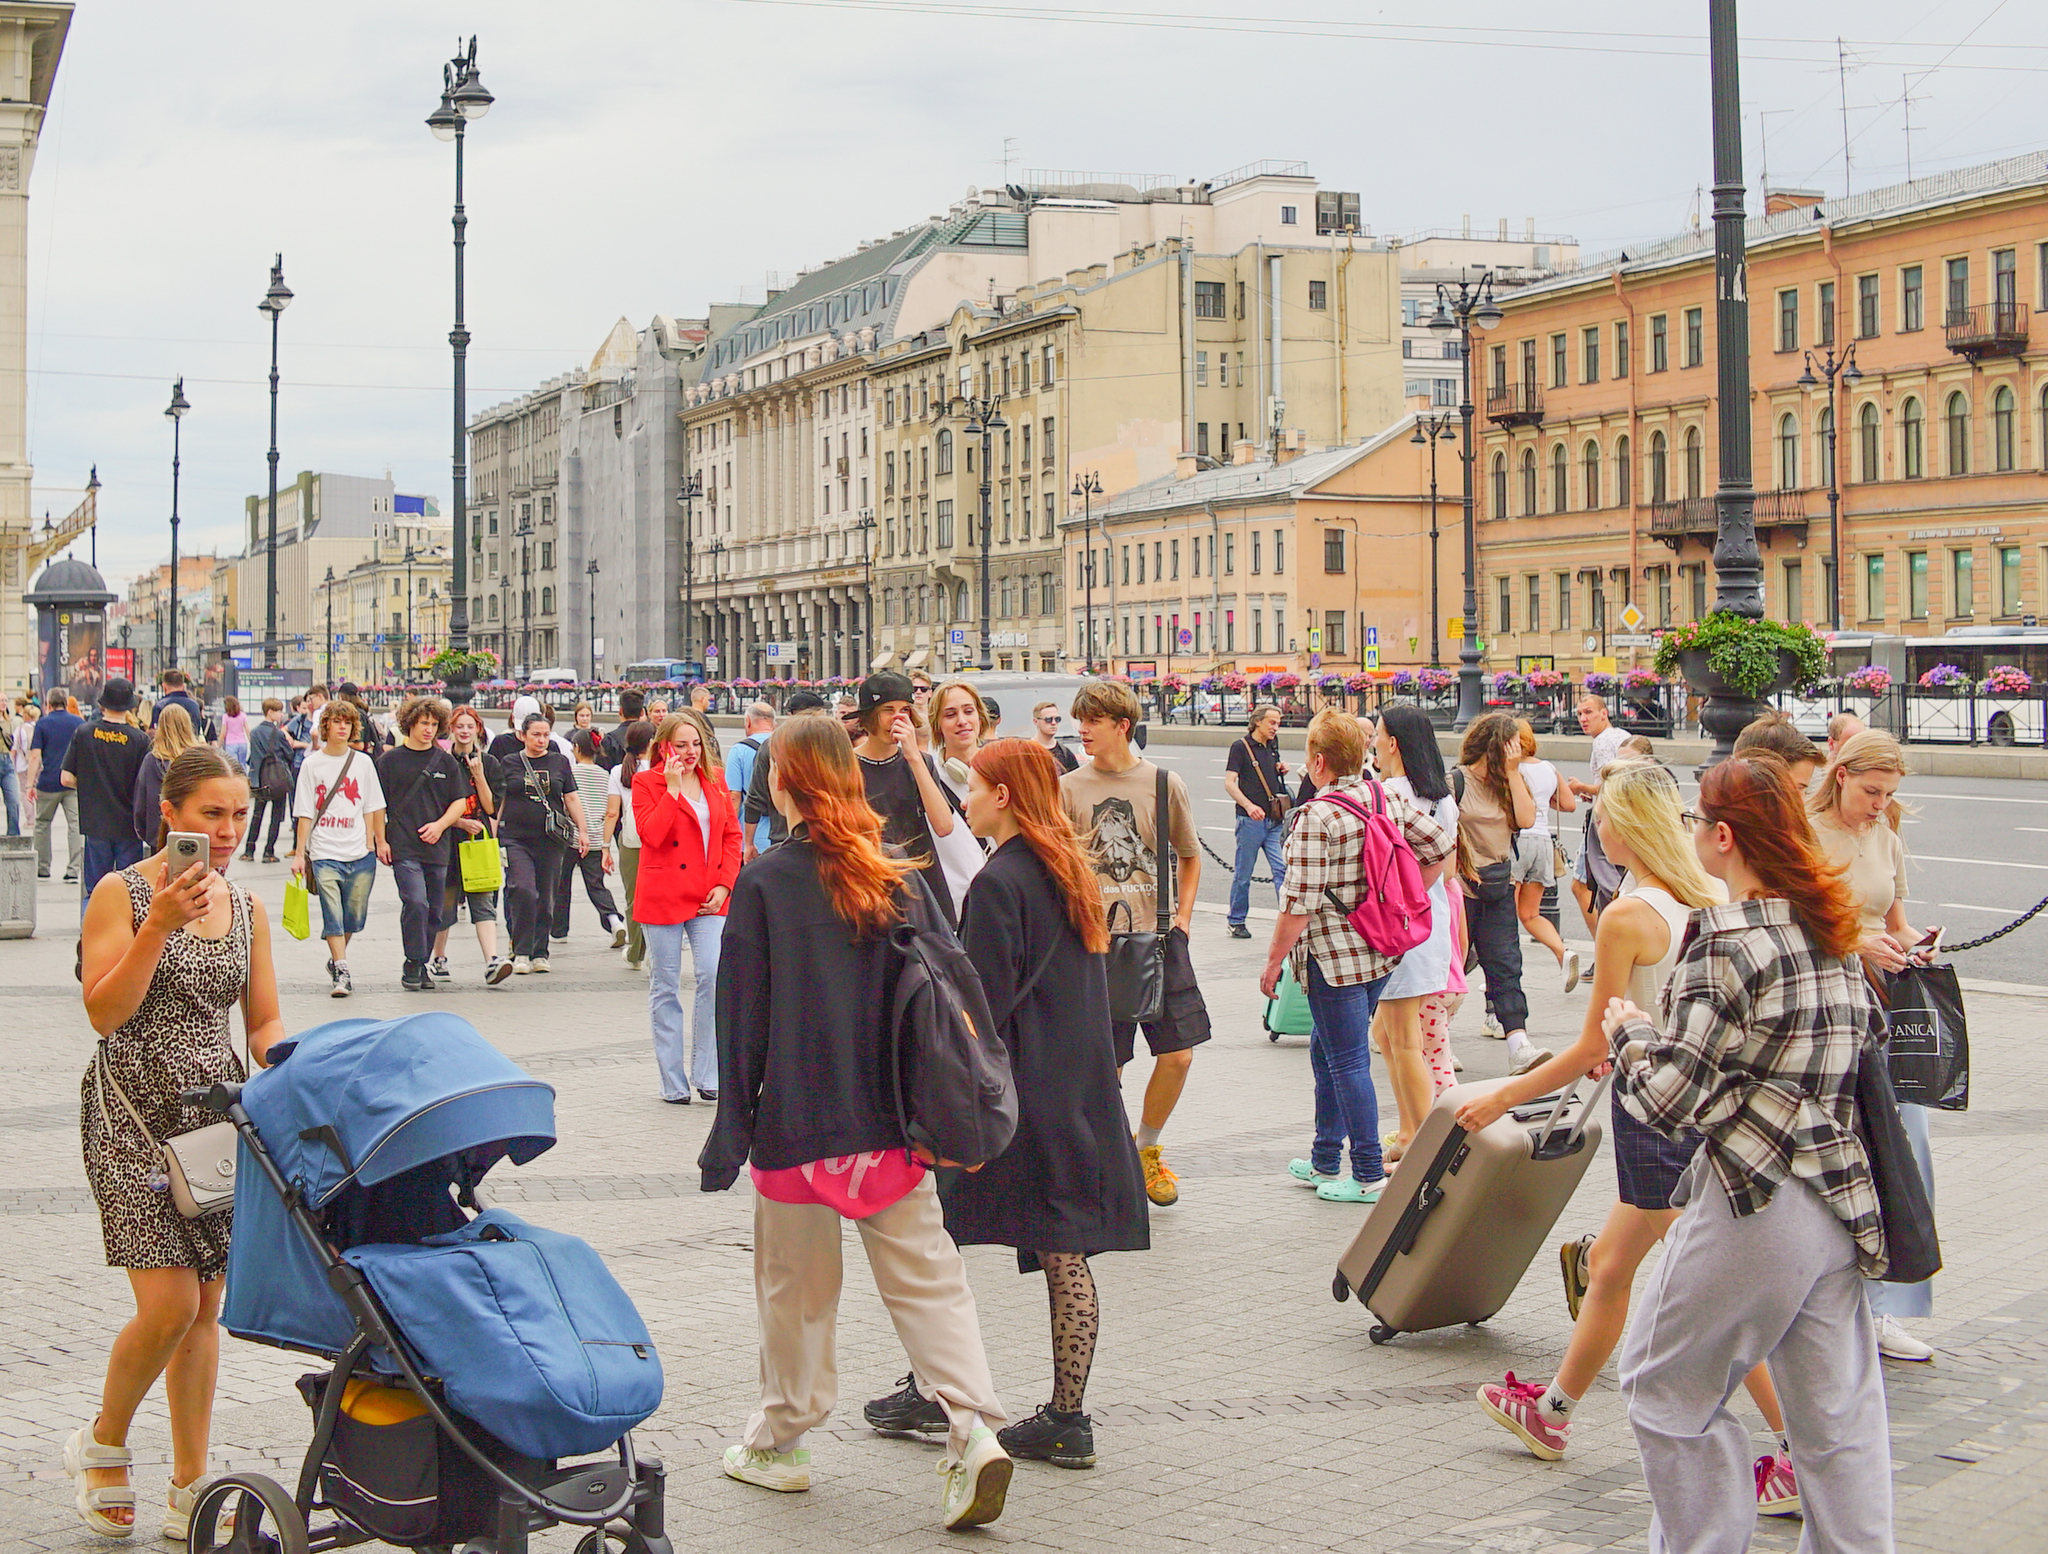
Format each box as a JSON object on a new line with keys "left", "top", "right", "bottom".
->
{"left": 573, "top": 1530, "right": 665, "bottom": 1554}
{"left": 191, "top": 1473, "right": 308, "bottom": 1554}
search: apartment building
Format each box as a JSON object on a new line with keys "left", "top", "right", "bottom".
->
{"left": 469, "top": 367, "right": 577, "bottom": 674}
{"left": 1396, "top": 221, "right": 1578, "bottom": 407}
{"left": 1471, "top": 151, "right": 2048, "bottom": 673}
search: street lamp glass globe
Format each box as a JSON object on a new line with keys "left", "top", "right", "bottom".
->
{"left": 1797, "top": 364, "right": 1819, "bottom": 388}
{"left": 451, "top": 70, "right": 494, "bottom": 120}
{"left": 165, "top": 381, "right": 190, "bottom": 420}
{"left": 1410, "top": 426, "right": 1426, "bottom": 445}
{"left": 1475, "top": 299, "right": 1504, "bottom": 329}
{"left": 427, "top": 96, "right": 461, "bottom": 140}
{"left": 1843, "top": 359, "right": 1864, "bottom": 383}
{"left": 1426, "top": 303, "right": 1454, "bottom": 333}
{"left": 986, "top": 411, "right": 1008, "bottom": 432}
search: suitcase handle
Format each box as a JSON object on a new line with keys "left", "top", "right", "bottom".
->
{"left": 1530, "top": 1069, "right": 1615, "bottom": 1161}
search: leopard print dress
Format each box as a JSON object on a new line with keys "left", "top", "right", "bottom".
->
{"left": 79, "top": 868, "right": 251, "bottom": 1283}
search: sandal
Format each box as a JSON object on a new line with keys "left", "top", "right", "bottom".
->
{"left": 63, "top": 1422, "right": 135, "bottom": 1538}
{"left": 164, "top": 1476, "right": 233, "bottom": 1543}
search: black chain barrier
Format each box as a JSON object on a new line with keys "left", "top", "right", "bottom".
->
{"left": 1197, "top": 831, "right": 1275, "bottom": 886}
{"left": 1942, "top": 893, "right": 2048, "bottom": 953}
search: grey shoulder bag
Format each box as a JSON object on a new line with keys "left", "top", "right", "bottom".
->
{"left": 1104, "top": 766, "right": 1173, "bottom": 1024}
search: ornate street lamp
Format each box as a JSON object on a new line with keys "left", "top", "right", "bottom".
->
{"left": 164, "top": 378, "right": 189, "bottom": 675}
{"left": 947, "top": 391, "right": 1007, "bottom": 672}
{"left": 1070, "top": 471, "right": 1102, "bottom": 672}
{"left": 257, "top": 257, "right": 292, "bottom": 668}
{"left": 855, "top": 506, "right": 876, "bottom": 676}
{"left": 586, "top": 558, "right": 600, "bottom": 681}
{"left": 706, "top": 539, "right": 726, "bottom": 675}
{"left": 677, "top": 469, "right": 703, "bottom": 666}
{"left": 1426, "top": 273, "right": 1503, "bottom": 726}
{"left": 1797, "top": 343, "right": 1862, "bottom": 633}
{"left": 1409, "top": 413, "right": 1457, "bottom": 669}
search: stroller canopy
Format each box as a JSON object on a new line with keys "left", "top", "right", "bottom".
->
{"left": 242, "top": 1012, "right": 556, "bottom": 1207}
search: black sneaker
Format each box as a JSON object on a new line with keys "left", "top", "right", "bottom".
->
{"left": 998, "top": 1404, "right": 1095, "bottom": 1469}
{"left": 1227, "top": 923, "right": 1252, "bottom": 939}
{"left": 863, "top": 1373, "right": 948, "bottom": 1437}
{"left": 401, "top": 960, "right": 428, "bottom": 991}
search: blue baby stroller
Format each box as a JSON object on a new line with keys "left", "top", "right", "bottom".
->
{"left": 185, "top": 1012, "right": 671, "bottom": 1554}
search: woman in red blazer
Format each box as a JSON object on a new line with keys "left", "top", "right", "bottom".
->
{"left": 634, "top": 710, "right": 743, "bottom": 1103}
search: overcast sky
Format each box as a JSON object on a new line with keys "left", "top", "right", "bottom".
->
{"left": 26, "top": 0, "right": 2046, "bottom": 597}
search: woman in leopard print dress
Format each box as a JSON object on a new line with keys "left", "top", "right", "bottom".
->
{"left": 67, "top": 747, "right": 284, "bottom": 1541}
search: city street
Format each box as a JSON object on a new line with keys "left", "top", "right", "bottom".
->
{"left": 1, "top": 838, "right": 2043, "bottom": 1552}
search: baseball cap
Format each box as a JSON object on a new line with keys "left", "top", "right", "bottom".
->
{"left": 859, "top": 671, "right": 916, "bottom": 715}
{"left": 785, "top": 691, "right": 828, "bottom": 714}
{"left": 98, "top": 678, "right": 138, "bottom": 713}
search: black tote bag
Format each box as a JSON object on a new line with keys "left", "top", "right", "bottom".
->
{"left": 1852, "top": 1033, "right": 1943, "bottom": 1285}
{"left": 1881, "top": 963, "right": 1970, "bottom": 1112}
{"left": 1104, "top": 768, "right": 1172, "bottom": 1025}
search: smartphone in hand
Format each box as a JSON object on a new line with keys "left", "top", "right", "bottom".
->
{"left": 166, "top": 831, "right": 209, "bottom": 879}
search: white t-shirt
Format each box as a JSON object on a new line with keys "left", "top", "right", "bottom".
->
{"left": 293, "top": 748, "right": 386, "bottom": 862}
{"left": 1588, "top": 725, "right": 1628, "bottom": 780}
{"left": 9, "top": 721, "right": 29, "bottom": 772}
{"left": 607, "top": 763, "right": 641, "bottom": 848}
{"left": 1522, "top": 758, "right": 1560, "bottom": 838}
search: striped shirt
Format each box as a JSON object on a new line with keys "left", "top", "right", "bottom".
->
{"left": 573, "top": 762, "right": 610, "bottom": 849}
{"left": 1611, "top": 897, "right": 1887, "bottom": 1275}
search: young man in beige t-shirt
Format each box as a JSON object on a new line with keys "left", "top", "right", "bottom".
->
{"left": 1059, "top": 681, "right": 1203, "bottom": 1208}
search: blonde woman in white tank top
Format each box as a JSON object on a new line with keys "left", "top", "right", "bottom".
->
{"left": 1459, "top": 763, "right": 1801, "bottom": 1516}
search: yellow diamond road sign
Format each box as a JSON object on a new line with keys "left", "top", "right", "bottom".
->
{"left": 1618, "top": 602, "right": 1646, "bottom": 633}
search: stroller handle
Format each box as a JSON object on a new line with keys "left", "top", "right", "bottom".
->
{"left": 181, "top": 1081, "right": 244, "bottom": 1115}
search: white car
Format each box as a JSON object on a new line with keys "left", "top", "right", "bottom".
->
{"left": 525, "top": 666, "right": 579, "bottom": 685}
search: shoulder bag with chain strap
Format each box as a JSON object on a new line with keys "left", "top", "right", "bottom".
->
{"left": 521, "top": 752, "right": 581, "bottom": 848}
{"left": 1104, "top": 766, "right": 1174, "bottom": 1024}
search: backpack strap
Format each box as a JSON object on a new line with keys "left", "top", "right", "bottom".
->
{"left": 1154, "top": 764, "right": 1173, "bottom": 935}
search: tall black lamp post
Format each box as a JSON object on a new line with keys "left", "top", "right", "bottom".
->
{"left": 1070, "top": 471, "right": 1102, "bottom": 672}
{"left": 1426, "top": 272, "right": 1503, "bottom": 726}
{"left": 402, "top": 545, "right": 418, "bottom": 682}
{"left": 1797, "top": 342, "right": 1860, "bottom": 632}
{"left": 427, "top": 36, "right": 493, "bottom": 704}
{"left": 163, "top": 378, "right": 189, "bottom": 677}
{"left": 322, "top": 566, "right": 335, "bottom": 686}
{"left": 517, "top": 513, "right": 533, "bottom": 678}
{"left": 677, "top": 470, "right": 702, "bottom": 666}
{"left": 585, "top": 559, "right": 600, "bottom": 681}
{"left": 257, "top": 257, "right": 292, "bottom": 668}
{"left": 948, "top": 393, "right": 1007, "bottom": 672}
{"left": 706, "top": 539, "right": 726, "bottom": 675}
{"left": 855, "top": 507, "right": 876, "bottom": 676}
{"left": 1409, "top": 412, "right": 1457, "bottom": 668}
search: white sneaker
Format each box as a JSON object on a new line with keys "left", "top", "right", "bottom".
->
{"left": 610, "top": 922, "right": 628, "bottom": 949}
{"left": 1482, "top": 1011, "right": 1506, "bottom": 1040}
{"left": 1562, "top": 949, "right": 1581, "bottom": 993}
{"left": 529, "top": 956, "right": 551, "bottom": 974}
{"left": 939, "top": 1424, "right": 1012, "bottom": 1529}
{"left": 330, "top": 964, "right": 352, "bottom": 998}
{"left": 1876, "top": 1313, "right": 1934, "bottom": 1362}
{"left": 512, "top": 956, "right": 532, "bottom": 975}
{"left": 723, "top": 1442, "right": 810, "bottom": 1492}
{"left": 1508, "top": 1041, "right": 1554, "bottom": 1077}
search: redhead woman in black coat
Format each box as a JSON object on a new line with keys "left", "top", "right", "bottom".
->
{"left": 871, "top": 738, "right": 1146, "bottom": 1472}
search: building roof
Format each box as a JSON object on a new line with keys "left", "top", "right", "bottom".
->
{"left": 25, "top": 556, "right": 114, "bottom": 604}
{"left": 1092, "top": 443, "right": 1369, "bottom": 522}
{"left": 1508, "top": 149, "right": 2048, "bottom": 303}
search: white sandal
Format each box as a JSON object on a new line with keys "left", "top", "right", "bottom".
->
{"left": 62, "top": 1422, "right": 135, "bottom": 1538}
{"left": 163, "top": 1476, "right": 231, "bottom": 1543}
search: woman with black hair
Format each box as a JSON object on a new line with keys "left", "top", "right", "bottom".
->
{"left": 1366, "top": 706, "right": 1464, "bottom": 1156}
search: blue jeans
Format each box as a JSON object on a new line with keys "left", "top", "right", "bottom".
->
{"left": 1228, "top": 815, "right": 1285, "bottom": 925}
{"left": 0, "top": 763, "right": 19, "bottom": 835}
{"left": 1304, "top": 958, "right": 1391, "bottom": 1183}
{"left": 81, "top": 835, "right": 147, "bottom": 917}
{"left": 311, "top": 853, "right": 378, "bottom": 941}
{"left": 646, "top": 916, "right": 724, "bottom": 1098}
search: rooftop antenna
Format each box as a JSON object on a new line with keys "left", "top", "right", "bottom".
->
{"left": 1900, "top": 71, "right": 1933, "bottom": 181}
{"left": 1836, "top": 38, "right": 1859, "bottom": 196}
{"left": 1000, "top": 136, "right": 1018, "bottom": 182}
{"left": 1758, "top": 107, "right": 1795, "bottom": 203}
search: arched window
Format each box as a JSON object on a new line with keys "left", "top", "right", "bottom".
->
{"left": 1649, "top": 430, "right": 1669, "bottom": 503}
{"left": 1550, "top": 442, "right": 1569, "bottom": 512}
{"left": 2040, "top": 385, "right": 2048, "bottom": 471}
{"left": 1993, "top": 385, "right": 2016, "bottom": 471}
{"left": 1817, "top": 406, "right": 1835, "bottom": 488}
{"left": 934, "top": 429, "right": 953, "bottom": 476}
{"left": 487, "top": 595, "right": 499, "bottom": 620}
{"left": 1901, "top": 397, "right": 1924, "bottom": 479}
{"left": 1490, "top": 453, "right": 1508, "bottom": 518}
{"left": 1945, "top": 391, "right": 1970, "bottom": 475}
{"left": 1520, "top": 449, "right": 1538, "bottom": 515}
{"left": 918, "top": 584, "right": 932, "bottom": 623}
{"left": 1041, "top": 572, "right": 1055, "bottom": 615}
{"left": 540, "top": 586, "right": 554, "bottom": 615}
{"left": 1683, "top": 425, "right": 1703, "bottom": 498}
{"left": 1582, "top": 440, "right": 1601, "bottom": 509}
{"left": 1615, "top": 435, "right": 1632, "bottom": 505}
{"left": 1777, "top": 413, "right": 1800, "bottom": 490}
{"left": 956, "top": 582, "right": 969, "bottom": 620}
{"left": 1858, "top": 401, "right": 1881, "bottom": 481}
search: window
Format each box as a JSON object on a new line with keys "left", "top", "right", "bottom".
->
{"left": 1901, "top": 397, "right": 1924, "bottom": 478}
{"left": 1582, "top": 325, "right": 1601, "bottom": 383}
{"left": 1658, "top": 565, "right": 1675, "bottom": 626}
{"left": 1994, "top": 385, "right": 2016, "bottom": 471}
{"left": 1851, "top": 274, "right": 1877, "bottom": 339}
{"left": 1684, "top": 425, "right": 1703, "bottom": 498}
{"left": 1945, "top": 391, "right": 1970, "bottom": 475}
{"left": 540, "top": 586, "right": 554, "bottom": 616}
{"left": 1196, "top": 422, "right": 1210, "bottom": 457}
{"left": 1582, "top": 440, "right": 1601, "bottom": 508}
{"left": 1251, "top": 531, "right": 1261, "bottom": 574}
{"left": 1489, "top": 343, "right": 1507, "bottom": 393}
{"left": 2001, "top": 545, "right": 2024, "bottom": 616}
{"left": 1195, "top": 350, "right": 1209, "bottom": 386}
{"left": 1491, "top": 453, "right": 1508, "bottom": 518}
{"left": 1683, "top": 307, "right": 1704, "bottom": 367}
{"left": 1649, "top": 430, "right": 1669, "bottom": 503}
{"left": 1324, "top": 529, "right": 1346, "bottom": 573}
{"left": 1777, "top": 413, "right": 1800, "bottom": 489}
{"left": 1308, "top": 279, "right": 1327, "bottom": 311}
{"left": 936, "top": 499, "right": 954, "bottom": 549}
{"left": 1323, "top": 611, "right": 1345, "bottom": 654}
{"left": 1777, "top": 288, "right": 1799, "bottom": 352}
{"left": 1901, "top": 265, "right": 1924, "bottom": 332}
{"left": 1858, "top": 401, "right": 1881, "bottom": 481}
{"left": 1520, "top": 338, "right": 1538, "bottom": 386}
{"left": 1193, "top": 281, "right": 1226, "bottom": 319}
{"left": 1557, "top": 572, "right": 1573, "bottom": 631}
{"left": 934, "top": 430, "right": 952, "bottom": 476}
{"left": 1251, "top": 608, "right": 1263, "bottom": 653}
{"left": 1945, "top": 256, "right": 1970, "bottom": 323}
{"left": 1615, "top": 434, "right": 1631, "bottom": 505}
{"left": 1690, "top": 564, "right": 1708, "bottom": 620}
{"left": 1782, "top": 561, "right": 1801, "bottom": 623}
{"left": 1527, "top": 574, "right": 1542, "bottom": 633}
{"left": 1281, "top": 204, "right": 1298, "bottom": 225}
{"left": 1497, "top": 577, "right": 1513, "bottom": 635}
{"left": 1520, "top": 449, "right": 1538, "bottom": 515}
{"left": 1042, "top": 345, "right": 1057, "bottom": 386}
{"left": 1614, "top": 318, "right": 1629, "bottom": 378}
{"left": 1906, "top": 551, "right": 1929, "bottom": 619}
{"left": 1995, "top": 248, "right": 2018, "bottom": 308}
{"left": 1864, "top": 553, "right": 1885, "bottom": 620}
{"left": 1550, "top": 332, "right": 1568, "bottom": 387}
{"left": 1952, "top": 550, "right": 1974, "bottom": 618}
{"left": 1273, "top": 529, "right": 1284, "bottom": 573}
{"left": 1551, "top": 442, "right": 1568, "bottom": 512}
{"left": 1170, "top": 539, "right": 1180, "bottom": 580}
{"left": 1649, "top": 313, "right": 1669, "bottom": 372}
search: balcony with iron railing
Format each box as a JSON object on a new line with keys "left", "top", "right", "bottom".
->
{"left": 1649, "top": 489, "right": 1813, "bottom": 547}
{"left": 1485, "top": 382, "right": 1544, "bottom": 427}
{"left": 1945, "top": 302, "right": 2030, "bottom": 360}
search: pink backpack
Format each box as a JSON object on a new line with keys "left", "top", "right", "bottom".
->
{"left": 1314, "top": 781, "right": 1433, "bottom": 956}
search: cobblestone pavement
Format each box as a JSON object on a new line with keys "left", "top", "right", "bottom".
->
{"left": 0, "top": 857, "right": 2041, "bottom": 1551}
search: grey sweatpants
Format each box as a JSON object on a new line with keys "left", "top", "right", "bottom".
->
{"left": 1621, "top": 1158, "right": 1893, "bottom": 1554}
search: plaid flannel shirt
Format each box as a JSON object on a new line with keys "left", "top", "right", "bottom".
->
{"left": 1611, "top": 897, "right": 1887, "bottom": 1276}
{"left": 1280, "top": 774, "right": 1457, "bottom": 989}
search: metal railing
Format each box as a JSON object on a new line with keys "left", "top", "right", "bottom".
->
{"left": 1485, "top": 383, "right": 1544, "bottom": 425}
{"left": 1944, "top": 301, "right": 2029, "bottom": 355}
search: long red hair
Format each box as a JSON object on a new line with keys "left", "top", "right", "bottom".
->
{"left": 1698, "top": 752, "right": 1862, "bottom": 960}
{"left": 970, "top": 740, "right": 1109, "bottom": 954}
{"left": 769, "top": 715, "right": 912, "bottom": 935}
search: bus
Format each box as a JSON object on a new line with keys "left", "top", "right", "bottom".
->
{"left": 620, "top": 659, "right": 701, "bottom": 683}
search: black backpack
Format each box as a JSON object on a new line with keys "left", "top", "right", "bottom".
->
{"left": 255, "top": 733, "right": 294, "bottom": 804}
{"left": 888, "top": 876, "right": 1017, "bottom": 1168}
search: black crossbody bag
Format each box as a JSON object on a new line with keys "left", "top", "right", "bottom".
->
{"left": 1104, "top": 767, "right": 1173, "bottom": 1024}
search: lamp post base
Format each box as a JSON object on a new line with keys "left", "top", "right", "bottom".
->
{"left": 1681, "top": 648, "right": 1799, "bottom": 774}
{"left": 1452, "top": 662, "right": 1485, "bottom": 730}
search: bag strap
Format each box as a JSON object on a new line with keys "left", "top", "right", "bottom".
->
{"left": 307, "top": 749, "right": 357, "bottom": 831}
{"left": 95, "top": 1045, "right": 158, "bottom": 1147}
{"left": 1154, "top": 765, "right": 1173, "bottom": 935}
{"left": 1001, "top": 927, "right": 1065, "bottom": 1025}
{"left": 1240, "top": 738, "right": 1281, "bottom": 807}
{"left": 388, "top": 751, "right": 442, "bottom": 824}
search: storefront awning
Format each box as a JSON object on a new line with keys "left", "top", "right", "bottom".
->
{"left": 903, "top": 647, "right": 933, "bottom": 670}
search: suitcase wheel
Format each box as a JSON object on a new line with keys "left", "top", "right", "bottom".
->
{"left": 1269, "top": 1030, "right": 1280, "bottom": 1043}
{"left": 1331, "top": 1271, "right": 1350, "bottom": 1303}
{"left": 1368, "top": 1323, "right": 1397, "bottom": 1346}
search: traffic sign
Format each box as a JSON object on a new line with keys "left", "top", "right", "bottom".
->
{"left": 704, "top": 645, "right": 718, "bottom": 662}
{"left": 1612, "top": 633, "right": 1654, "bottom": 647}
{"left": 1618, "top": 602, "right": 1646, "bottom": 632}
{"left": 949, "top": 629, "right": 966, "bottom": 646}
{"left": 1366, "top": 645, "right": 1380, "bottom": 670}
{"left": 1308, "top": 628, "right": 1323, "bottom": 651}
{"left": 1447, "top": 617, "right": 1465, "bottom": 640}
{"left": 1177, "top": 628, "right": 1193, "bottom": 648}
{"left": 1366, "top": 625, "right": 1379, "bottom": 646}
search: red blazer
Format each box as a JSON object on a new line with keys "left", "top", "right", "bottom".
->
{"left": 632, "top": 765, "right": 743, "bottom": 925}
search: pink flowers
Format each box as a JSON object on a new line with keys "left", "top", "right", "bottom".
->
{"left": 1984, "top": 665, "right": 2033, "bottom": 696}
{"left": 1845, "top": 665, "right": 1892, "bottom": 694}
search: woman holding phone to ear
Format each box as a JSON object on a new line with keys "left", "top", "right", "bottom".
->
{"left": 71, "top": 746, "right": 285, "bottom": 1541}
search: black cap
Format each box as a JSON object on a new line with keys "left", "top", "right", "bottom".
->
{"left": 785, "top": 691, "right": 827, "bottom": 714}
{"left": 97, "top": 677, "right": 137, "bottom": 712}
{"left": 859, "top": 671, "right": 916, "bottom": 714}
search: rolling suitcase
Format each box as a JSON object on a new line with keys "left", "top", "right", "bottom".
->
{"left": 1333, "top": 1074, "right": 1609, "bottom": 1344}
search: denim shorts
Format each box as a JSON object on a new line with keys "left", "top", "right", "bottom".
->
{"left": 1510, "top": 831, "right": 1555, "bottom": 885}
{"left": 311, "top": 853, "right": 378, "bottom": 938}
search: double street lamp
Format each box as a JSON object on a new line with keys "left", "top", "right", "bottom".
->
{"left": 706, "top": 539, "right": 726, "bottom": 674}
{"left": 1426, "top": 273, "right": 1503, "bottom": 727}
{"left": 427, "top": 37, "right": 494, "bottom": 702}
{"left": 586, "top": 559, "right": 600, "bottom": 681}
{"left": 677, "top": 469, "right": 702, "bottom": 665}
{"left": 1797, "top": 342, "right": 1862, "bottom": 633}
{"left": 257, "top": 257, "right": 292, "bottom": 668}
{"left": 1070, "top": 471, "right": 1102, "bottom": 672}
{"left": 1409, "top": 412, "right": 1457, "bottom": 669}
{"left": 947, "top": 393, "right": 1007, "bottom": 672}
{"left": 164, "top": 378, "right": 189, "bottom": 675}
{"left": 855, "top": 506, "right": 876, "bottom": 678}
